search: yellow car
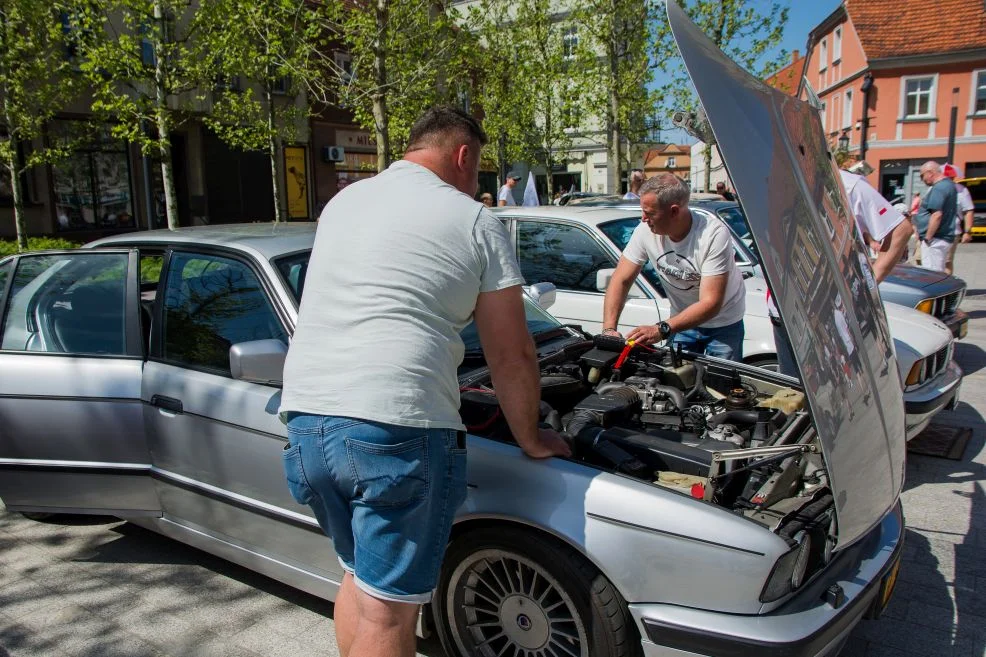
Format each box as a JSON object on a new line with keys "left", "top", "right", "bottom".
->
{"left": 957, "top": 176, "right": 986, "bottom": 238}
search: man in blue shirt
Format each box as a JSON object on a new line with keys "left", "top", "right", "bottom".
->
{"left": 914, "top": 161, "right": 957, "bottom": 272}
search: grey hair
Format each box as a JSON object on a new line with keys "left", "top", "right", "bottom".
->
{"left": 920, "top": 160, "right": 941, "bottom": 174}
{"left": 639, "top": 172, "right": 690, "bottom": 208}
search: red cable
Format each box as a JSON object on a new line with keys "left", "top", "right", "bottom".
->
{"left": 466, "top": 408, "right": 502, "bottom": 432}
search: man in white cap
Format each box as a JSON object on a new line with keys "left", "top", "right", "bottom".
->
{"left": 943, "top": 162, "right": 975, "bottom": 275}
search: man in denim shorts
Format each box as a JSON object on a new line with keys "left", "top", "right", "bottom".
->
{"left": 279, "top": 106, "right": 571, "bottom": 657}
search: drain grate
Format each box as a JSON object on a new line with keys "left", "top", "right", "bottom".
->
{"left": 907, "top": 425, "right": 972, "bottom": 460}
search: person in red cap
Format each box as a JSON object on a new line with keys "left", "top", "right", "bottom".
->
{"left": 944, "top": 163, "right": 975, "bottom": 275}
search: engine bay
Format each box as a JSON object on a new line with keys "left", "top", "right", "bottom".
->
{"left": 459, "top": 334, "right": 835, "bottom": 540}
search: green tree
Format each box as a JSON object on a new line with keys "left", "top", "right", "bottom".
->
{"left": 195, "top": 0, "right": 326, "bottom": 223}
{"left": 0, "top": 0, "right": 86, "bottom": 250}
{"left": 321, "top": 0, "right": 474, "bottom": 171}
{"left": 655, "top": 0, "right": 789, "bottom": 191}
{"left": 74, "top": 0, "right": 207, "bottom": 230}
{"left": 574, "top": 0, "right": 656, "bottom": 194}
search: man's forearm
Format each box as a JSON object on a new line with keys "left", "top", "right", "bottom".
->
{"left": 925, "top": 211, "right": 942, "bottom": 241}
{"left": 486, "top": 340, "right": 542, "bottom": 451}
{"left": 965, "top": 211, "right": 974, "bottom": 233}
{"left": 872, "top": 222, "right": 910, "bottom": 283}
{"left": 667, "top": 298, "right": 722, "bottom": 333}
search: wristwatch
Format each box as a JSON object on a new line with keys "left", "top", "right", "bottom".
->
{"left": 658, "top": 321, "right": 673, "bottom": 340}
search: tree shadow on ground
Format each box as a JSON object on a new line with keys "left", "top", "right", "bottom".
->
{"left": 953, "top": 341, "right": 986, "bottom": 376}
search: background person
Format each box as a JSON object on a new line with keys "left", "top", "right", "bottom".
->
{"left": 480, "top": 191, "right": 494, "bottom": 207}
{"left": 943, "top": 163, "right": 975, "bottom": 275}
{"left": 913, "top": 161, "right": 958, "bottom": 273}
{"left": 498, "top": 171, "right": 521, "bottom": 206}
{"left": 602, "top": 173, "right": 747, "bottom": 361}
{"left": 623, "top": 169, "right": 644, "bottom": 200}
{"left": 279, "top": 106, "right": 570, "bottom": 657}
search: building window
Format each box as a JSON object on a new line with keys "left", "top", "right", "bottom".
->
{"left": 818, "top": 38, "right": 827, "bottom": 72}
{"left": 903, "top": 76, "right": 935, "bottom": 118}
{"left": 563, "top": 27, "right": 578, "bottom": 61}
{"left": 974, "top": 70, "right": 986, "bottom": 114}
{"left": 820, "top": 101, "right": 827, "bottom": 132}
{"left": 50, "top": 121, "right": 136, "bottom": 232}
{"left": 271, "top": 76, "right": 291, "bottom": 95}
{"left": 833, "top": 27, "right": 842, "bottom": 62}
{"left": 831, "top": 94, "right": 840, "bottom": 133}
{"left": 666, "top": 156, "right": 676, "bottom": 168}
{"left": 843, "top": 89, "right": 853, "bottom": 129}
{"left": 334, "top": 51, "right": 353, "bottom": 83}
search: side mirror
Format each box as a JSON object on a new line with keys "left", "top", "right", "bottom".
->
{"left": 230, "top": 339, "right": 288, "bottom": 385}
{"left": 527, "top": 282, "right": 557, "bottom": 310}
{"left": 596, "top": 268, "right": 616, "bottom": 292}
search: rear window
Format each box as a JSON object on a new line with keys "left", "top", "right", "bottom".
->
{"left": 274, "top": 251, "right": 310, "bottom": 303}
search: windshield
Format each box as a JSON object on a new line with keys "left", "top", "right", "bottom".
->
{"left": 597, "top": 217, "right": 664, "bottom": 290}
{"left": 273, "top": 250, "right": 563, "bottom": 351}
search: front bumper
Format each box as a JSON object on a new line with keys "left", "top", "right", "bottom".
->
{"left": 632, "top": 503, "right": 904, "bottom": 657}
{"left": 903, "top": 360, "right": 963, "bottom": 440}
{"left": 970, "top": 226, "right": 986, "bottom": 238}
{"left": 938, "top": 309, "right": 969, "bottom": 339}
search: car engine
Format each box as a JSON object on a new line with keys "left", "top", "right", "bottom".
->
{"left": 460, "top": 334, "right": 833, "bottom": 536}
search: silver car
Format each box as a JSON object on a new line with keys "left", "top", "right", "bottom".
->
{"left": 0, "top": 6, "right": 905, "bottom": 657}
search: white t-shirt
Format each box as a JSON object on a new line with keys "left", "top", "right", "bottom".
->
{"left": 955, "top": 184, "right": 974, "bottom": 235}
{"left": 623, "top": 211, "right": 746, "bottom": 328}
{"left": 838, "top": 170, "right": 905, "bottom": 242}
{"left": 498, "top": 184, "right": 517, "bottom": 206}
{"left": 280, "top": 160, "right": 524, "bottom": 430}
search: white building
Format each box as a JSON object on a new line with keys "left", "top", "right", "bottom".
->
{"left": 689, "top": 141, "right": 730, "bottom": 192}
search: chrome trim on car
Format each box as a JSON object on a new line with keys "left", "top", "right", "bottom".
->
{"left": 586, "top": 512, "right": 766, "bottom": 556}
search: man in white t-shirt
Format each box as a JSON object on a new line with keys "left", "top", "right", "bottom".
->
{"left": 280, "top": 106, "right": 569, "bottom": 657}
{"left": 944, "top": 163, "right": 975, "bottom": 275}
{"left": 498, "top": 171, "right": 521, "bottom": 206}
{"left": 602, "top": 173, "right": 747, "bottom": 361}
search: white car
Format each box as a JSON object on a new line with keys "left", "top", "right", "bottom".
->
{"left": 495, "top": 205, "right": 961, "bottom": 439}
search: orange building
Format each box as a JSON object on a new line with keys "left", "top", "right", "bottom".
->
{"left": 767, "top": 0, "right": 986, "bottom": 201}
{"left": 642, "top": 144, "right": 691, "bottom": 183}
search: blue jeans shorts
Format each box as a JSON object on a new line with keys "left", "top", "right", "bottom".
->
{"left": 672, "top": 319, "right": 745, "bottom": 362}
{"left": 281, "top": 414, "right": 468, "bottom": 604}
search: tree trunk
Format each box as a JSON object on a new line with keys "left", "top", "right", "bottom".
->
{"left": 607, "top": 50, "right": 621, "bottom": 194}
{"left": 703, "top": 143, "right": 712, "bottom": 193}
{"left": 266, "top": 92, "right": 284, "bottom": 223}
{"left": 6, "top": 157, "right": 27, "bottom": 252}
{"left": 372, "top": 0, "right": 390, "bottom": 172}
{"left": 153, "top": 0, "right": 179, "bottom": 230}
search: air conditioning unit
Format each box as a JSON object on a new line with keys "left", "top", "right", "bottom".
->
{"left": 322, "top": 146, "right": 345, "bottom": 163}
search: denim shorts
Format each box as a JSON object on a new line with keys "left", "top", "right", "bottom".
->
{"left": 672, "top": 319, "right": 745, "bottom": 362}
{"left": 281, "top": 414, "right": 467, "bottom": 603}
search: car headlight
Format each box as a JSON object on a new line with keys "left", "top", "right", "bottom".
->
{"left": 760, "top": 532, "right": 813, "bottom": 602}
{"left": 916, "top": 298, "right": 934, "bottom": 314}
{"left": 905, "top": 360, "right": 926, "bottom": 388}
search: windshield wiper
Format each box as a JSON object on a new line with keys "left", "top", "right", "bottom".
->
{"left": 531, "top": 327, "right": 571, "bottom": 345}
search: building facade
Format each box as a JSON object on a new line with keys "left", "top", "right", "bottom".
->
{"left": 642, "top": 143, "right": 691, "bottom": 183}
{"left": 767, "top": 0, "right": 986, "bottom": 201}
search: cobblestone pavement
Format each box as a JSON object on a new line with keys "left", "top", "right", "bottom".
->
{"left": 2, "top": 246, "right": 986, "bottom": 657}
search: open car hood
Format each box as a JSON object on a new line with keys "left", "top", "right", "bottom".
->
{"left": 667, "top": 1, "right": 906, "bottom": 549}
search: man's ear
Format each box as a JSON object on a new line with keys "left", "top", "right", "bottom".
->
{"left": 455, "top": 143, "right": 470, "bottom": 171}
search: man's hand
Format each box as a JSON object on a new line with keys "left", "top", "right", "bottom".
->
{"left": 962, "top": 232, "right": 973, "bottom": 244}
{"left": 626, "top": 324, "right": 665, "bottom": 346}
{"left": 600, "top": 328, "right": 623, "bottom": 338}
{"left": 521, "top": 428, "right": 572, "bottom": 459}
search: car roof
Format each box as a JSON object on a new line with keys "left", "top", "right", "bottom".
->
{"left": 491, "top": 205, "right": 642, "bottom": 227}
{"left": 88, "top": 223, "right": 318, "bottom": 260}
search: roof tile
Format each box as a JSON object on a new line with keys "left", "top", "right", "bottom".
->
{"left": 846, "top": 0, "right": 986, "bottom": 59}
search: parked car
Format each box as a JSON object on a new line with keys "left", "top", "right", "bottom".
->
{"left": 693, "top": 198, "right": 970, "bottom": 340}
{"left": 957, "top": 176, "right": 986, "bottom": 239}
{"left": 0, "top": 7, "right": 906, "bottom": 656}
{"left": 495, "top": 204, "right": 960, "bottom": 440}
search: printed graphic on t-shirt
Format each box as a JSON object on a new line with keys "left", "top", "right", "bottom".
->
{"left": 655, "top": 250, "right": 701, "bottom": 290}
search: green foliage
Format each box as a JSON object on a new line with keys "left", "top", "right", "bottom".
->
{"left": 0, "top": 237, "right": 82, "bottom": 258}
{"left": 654, "top": 0, "right": 790, "bottom": 122}
{"left": 322, "top": 0, "right": 475, "bottom": 166}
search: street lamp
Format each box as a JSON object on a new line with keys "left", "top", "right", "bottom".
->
{"left": 838, "top": 129, "right": 850, "bottom": 153}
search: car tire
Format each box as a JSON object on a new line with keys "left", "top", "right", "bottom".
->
{"left": 433, "top": 526, "right": 641, "bottom": 657}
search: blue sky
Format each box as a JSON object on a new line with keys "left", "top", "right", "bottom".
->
{"left": 660, "top": 0, "right": 842, "bottom": 144}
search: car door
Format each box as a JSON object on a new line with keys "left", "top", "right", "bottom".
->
{"left": 0, "top": 249, "right": 160, "bottom": 516}
{"left": 512, "top": 219, "right": 662, "bottom": 334}
{"left": 140, "top": 248, "right": 340, "bottom": 579}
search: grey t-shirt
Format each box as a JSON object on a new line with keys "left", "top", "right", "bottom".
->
{"left": 279, "top": 160, "right": 524, "bottom": 430}
{"left": 498, "top": 184, "right": 517, "bottom": 206}
{"left": 914, "top": 178, "right": 957, "bottom": 242}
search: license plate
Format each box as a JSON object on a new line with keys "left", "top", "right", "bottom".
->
{"left": 879, "top": 557, "right": 902, "bottom": 611}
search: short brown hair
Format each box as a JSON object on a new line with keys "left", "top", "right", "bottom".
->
{"left": 639, "top": 173, "right": 690, "bottom": 208}
{"left": 406, "top": 106, "right": 488, "bottom": 153}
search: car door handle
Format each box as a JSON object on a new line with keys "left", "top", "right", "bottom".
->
{"left": 150, "top": 395, "right": 183, "bottom": 414}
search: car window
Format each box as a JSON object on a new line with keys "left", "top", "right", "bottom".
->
{"left": 274, "top": 252, "right": 309, "bottom": 302}
{"left": 717, "top": 206, "right": 752, "bottom": 242}
{"left": 516, "top": 221, "right": 616, "bottom": 293}
{"left": 161, "top": 252, "right": 287, "bottom": 375}
{"left": 597, "top": 218, "right": 665, "bottom": 292}
{"left": 0, "top": 260, "right": 10, "bottom": 310}
{"left": 0, "top": 253, "right": 129, "bottom": 355}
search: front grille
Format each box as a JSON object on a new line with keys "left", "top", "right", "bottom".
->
{"left": 924, "top": 342, "right": 953, "bottom": 383}
{"left": 929, "top": 290, "right": 964, "bottom": 318}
